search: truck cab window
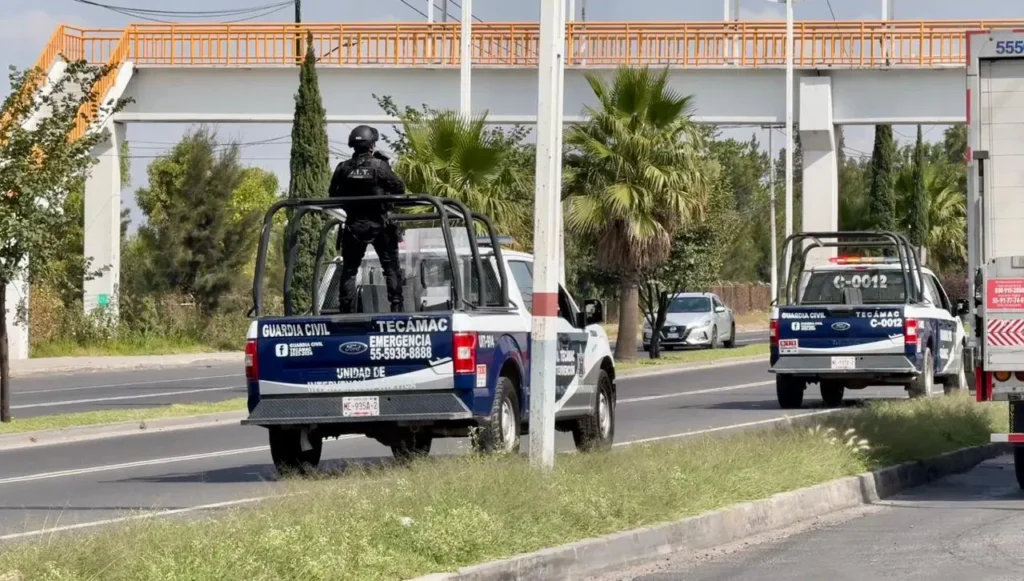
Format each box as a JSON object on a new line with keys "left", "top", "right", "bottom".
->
{"left": 508, "top": 260, "right": 534, "bottom": 312}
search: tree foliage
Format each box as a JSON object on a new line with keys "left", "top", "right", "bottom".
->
{"left": 374, "top": 95, "right": 535, "bottom": 248}
{"left": 906, "top": 125, "right": 929, "bottom": 249}
{"left": 0, "top": 59, "right": 129, "bottom": 421}
{"left": 285, "top": 32, "right": 331, "bottom": 313}
{"left": 640, "top": 167, "right": 737, "bottom": 358}
{"left": 130, "top": 126, "right": 264, "bottom": 313}
{"left": 867, "top": 124, "right": 898, "bottom": 232}
{"left": 564, "top": 66, "right": 711, "bottom": 361}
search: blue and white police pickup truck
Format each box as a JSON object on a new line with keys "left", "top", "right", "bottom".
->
{"left": 242, "top": 196, "right": 616, "bottom": 473}
{"left": 771, "top": 237, "right": 968, "bottom": 409}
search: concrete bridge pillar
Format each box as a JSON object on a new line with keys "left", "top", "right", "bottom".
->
{"left": 5, "top": 272, "right": 29, "bottom": 361}
{"left": 83, "top": 122, "right": 125, "bottom": 315}
{"left": 799, "top": 76, "right": 839, "bottom": 268}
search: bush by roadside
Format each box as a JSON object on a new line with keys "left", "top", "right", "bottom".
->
{"left": 29, "top": 286, "right": 251, "bottom": 357}
{"left": 0, "top": 394, "right": 1003, "bottom": 581}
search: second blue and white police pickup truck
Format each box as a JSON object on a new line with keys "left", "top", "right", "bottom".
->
{"left": 770, "top": 232, "right": 968, "bottom": 409}
{"left": 242, "top": 195, "right": 617, "bottom": 473}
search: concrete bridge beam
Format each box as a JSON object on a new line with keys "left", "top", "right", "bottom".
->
{"left": 799, "top": 76, "right": 839, "bottom": 269}
{"left": 83, "top": 121, "right": 125, "bottom": 315}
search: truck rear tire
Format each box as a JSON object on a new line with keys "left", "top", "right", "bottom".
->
{"left": 472, "top": 375, "right": 521, "bottom": 455}
{"left": 269, "top": 427, "right": 322, "bottom": 475}
{"left": 776, "top": 375, "right": 805, "bottom": 409}
{"left": 908, "top": 348, "right": 936, "bottom": 398}
{"left": 571, "top": 370, "right": 615, "bottom": 452}
{"left": 820, "top": 381, "right": 845, "bottom": 408}
{"left": 390, "top": 430, "right": 433, "bottom": 463}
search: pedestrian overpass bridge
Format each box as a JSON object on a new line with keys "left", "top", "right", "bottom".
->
{"left": 8, "top": 19, "right": 1022, "bottom": 359}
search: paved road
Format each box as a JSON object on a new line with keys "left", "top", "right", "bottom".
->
{"left": 10, "top": 330, "right": 768, "bottom": 418}
{"left": 0, "top": 358, "right": 910, "bottom": 541}
{"left": 9, "top": 363, "right": 246, "bottom": 418}
{"left": 597, "top": 455, "right": 1024, "bottom": 581}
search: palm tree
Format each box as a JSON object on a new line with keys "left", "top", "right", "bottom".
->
{"left": 895, "top": 163, "right": 966, "bottom": 272}
{"left": 563, "top": 66, "right": 710, "bottom": 361}
{"left": 393, "top": 110, "right": 534, "bottom": 246}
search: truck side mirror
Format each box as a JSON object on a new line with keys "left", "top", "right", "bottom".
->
{"left": 956, "top": 299, "right": 970, "bottom": 316}
{"left": 583, "top": 299, "right": 605, "bottom": 326}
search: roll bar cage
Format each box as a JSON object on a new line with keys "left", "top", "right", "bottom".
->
{"left": 777, "top": 231, "right": 926, "bottom": 306}
{"left": 251, "top": 195, "right": 510, "bottom": 318}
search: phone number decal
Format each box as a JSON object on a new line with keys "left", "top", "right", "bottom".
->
{"left": 369, "top": 334, "right": 433, "bottom": 360}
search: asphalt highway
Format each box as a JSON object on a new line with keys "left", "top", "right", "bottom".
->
{"left": 0, "top": 357, "right": 905, "bottom": 541}
{"left": 9, "top": 330, "right": 768, "bottom": 418}
{"left": 598, "top": 454, "right": 1024, "bottom": 581}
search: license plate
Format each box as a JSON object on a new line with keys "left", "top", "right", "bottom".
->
{"left": 830, "top": 356, "right": 855, "bottom": 370}
{"left": 342, "top": 396, "right": 380, "bottom": 417}
{"left": 666, "top": 333, "right": 680, "bottom": 339}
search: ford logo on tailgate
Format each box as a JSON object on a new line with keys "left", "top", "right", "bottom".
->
{"left": 339, "top": 342, "right": 368, "bottom": 355}
{"left": 831, "top": 322, "right": 851, "bottom": 331}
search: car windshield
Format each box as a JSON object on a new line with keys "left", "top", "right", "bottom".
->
{"left": 799, "top": 269, "right": 908, "bottom": 305}
{"left": 667, "top": 296, "right": 711, "bottom": 313}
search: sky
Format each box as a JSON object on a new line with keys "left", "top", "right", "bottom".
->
{"left": 1, "top": 0, "right": 1018, "bottom": 231}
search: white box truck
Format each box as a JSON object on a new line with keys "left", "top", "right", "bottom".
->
{"left": 967, "top": 30, "right": 1024, "bottom": 487}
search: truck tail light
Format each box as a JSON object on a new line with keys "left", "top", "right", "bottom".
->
{"left": 769, "top": 319, "right": 778, "bottom": 346}
{"left": 454, "top": 332, "right": 477, "bottom": 374}
{"left": 904, "top": 319, "right": 919, "bottom": 346}
{"left": 245, "top": 339, "right": 259, "bottom": 381}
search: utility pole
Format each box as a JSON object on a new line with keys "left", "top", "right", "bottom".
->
{"left": 581, "top": 0, "right": 587, "bottom": 20}
{"left": 763, "top": 125, "right": 778, "bottom": 299}
{"left": 294, "top": 0, "right": 302, "bottom": 62}
{"left": 442, "top": 0, "right": 448, "bottom": 22}
{"left": 460, "top": 0, "right": 472, "bottom": 117}
{"left": 530, "top": 0, "right": 568, "bottom": 471}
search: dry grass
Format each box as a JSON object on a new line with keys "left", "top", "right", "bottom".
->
{"left": 0, "top": 394, "right": 1002, "bottom": 581}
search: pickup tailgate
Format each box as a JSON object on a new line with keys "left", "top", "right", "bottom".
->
{"left": 777, "top": 305, "right": 907, "bottom": 356}
{"left": 254, "top": 314, "right": 455, "bottom": 395}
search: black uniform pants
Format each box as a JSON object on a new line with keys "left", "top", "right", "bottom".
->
{"left": 338, "top": 220, "right": 403, "bottom": 313}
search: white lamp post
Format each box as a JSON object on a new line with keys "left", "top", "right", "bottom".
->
{"left": 766, "top": 0, "right": 797, "bottom": 279}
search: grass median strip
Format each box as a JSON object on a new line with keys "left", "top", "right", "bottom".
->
{"left": 0, "top": 398, "right": 247, "bottom": 435}
{"left": 0, "top": 394, "right": 1004, "bottom": 581}
{"left": 616, "top": 343, "right": 767, "bottom": 371}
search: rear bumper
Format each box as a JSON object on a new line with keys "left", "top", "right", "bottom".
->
{"left": 241, "top": 392, "right": 474, "bottom": 427}
{"left": 770, "top": 354, "right": 918, "bottom": 379}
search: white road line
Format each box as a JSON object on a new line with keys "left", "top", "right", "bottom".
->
{"left": 0, "top": 435, "right": 363, "bottom": 486}
{"left": 613, "top": 409, "right": 842, "bottom": 446}
{"left": 15, "top": 375, "right": 239, "bottom": 395}
{"left": 618, "top": 380, "right": 773, "bottom": 404}
{"left": 0, "top": 496, "right": 280, "bottom": 541}
{"left": 12, "top": 386, "right": 242, "bottom": 410}
{"left": 0, "top": 409, "right": 838, "bottom": 541}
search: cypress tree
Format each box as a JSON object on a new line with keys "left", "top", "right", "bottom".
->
{"left": 867, "top": 124, "right": 897, "bottom": 232}
{"left": 907, "top": 125, "right": 929, "bottom": 251}
{"left": 286, "top": 31, "right": 331, "bottom": 313}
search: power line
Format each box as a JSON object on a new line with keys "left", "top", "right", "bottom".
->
{"left": 72, "top": 0, "right": 292, "bottom": 23}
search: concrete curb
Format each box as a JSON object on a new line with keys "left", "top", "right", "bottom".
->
{"left": 409, "top": 442, "right": 1010, "bottom": 581}
{"left": 9, "top": 353, "right": 243, "bottom": 378}
{"left": 0, "top": 411, "right": 248, "bottom": 452}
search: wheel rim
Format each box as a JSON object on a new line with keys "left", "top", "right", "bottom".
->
{"left": 500, "top": 399, "right": 516, "bottom": 452}
{"left": 598, "top": 389, "right": 612, "bottom": 439}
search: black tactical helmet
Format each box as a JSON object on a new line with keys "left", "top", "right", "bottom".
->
{"left": 348, "top": 125, "right": 378, "bottom": 150}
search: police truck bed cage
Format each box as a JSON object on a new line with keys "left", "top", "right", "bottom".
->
{"left": 251, "top": 195, "right": 510, "bottom": 318}
{"left": 777, "top": 231, "right": 925, "bottom": 306}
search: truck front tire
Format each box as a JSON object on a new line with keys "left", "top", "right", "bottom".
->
{"left": 776, "top": 375, "right": 805, "bottom": 409}
{"left": 942, "top": 349, "right": 969, "bottom": 395}
{"left": 472, "top": 375, "right": 521, "bottom": 455}
{"left": 269, "top": 427, "right": 322, "bottom": 475}
{"left": 572, "top": 370, "right": 615, "bottom": 452}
